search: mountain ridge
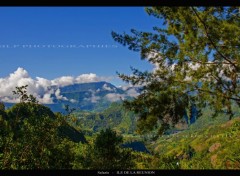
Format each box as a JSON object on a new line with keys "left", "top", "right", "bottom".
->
{"left": 3, "top": 81, "right": 141, "bottom": 113}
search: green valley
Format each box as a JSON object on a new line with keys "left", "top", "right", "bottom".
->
{"left": 0, "top": 6, "right": 239, "bottom": 172}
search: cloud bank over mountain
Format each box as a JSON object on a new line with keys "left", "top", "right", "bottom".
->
{"left": 0, "top": 67, "right": 112, "bottom": 104}
{"left": 0, "top": 68, "right": 140, "bottom": 105}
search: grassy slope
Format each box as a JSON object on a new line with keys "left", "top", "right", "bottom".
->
{"left": 146, "top": 113, "right": 240, "bottom": 169}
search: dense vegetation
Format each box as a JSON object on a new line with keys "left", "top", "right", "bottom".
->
{"left": 1, "top": 85, "right": 240, "bottom": 169}
{"left": 112, "top": 6, "right": 240, "bottom": 135}
{"left": 73, "top": 128, "right": 135, "bottom": 169}
{"left": 1, "top": 6, "right": 239, "bottom": 170}
{"left": 74, "top": 102, "right": 137, "bottom": 135}
{"left": 138, "top": 115, "right": 240, "bottom": 169}
{"left": 0, "top": 86, "right": 137, "bottom": 169}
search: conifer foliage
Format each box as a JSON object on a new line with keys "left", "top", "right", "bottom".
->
{"left": 112, "top": 7, "right": 240, "bottom": 134}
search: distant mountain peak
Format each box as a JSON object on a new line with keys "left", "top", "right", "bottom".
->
{"left": 4, "top": 81, "right": 142, "bottom": 113}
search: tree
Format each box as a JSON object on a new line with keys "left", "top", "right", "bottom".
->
{"left": 73, "top": 128, "right": 135, "bottom": 169}
{"left": 0, "top": 102, "right": 7, "bottom": 119}
{"left": 112, "top": 7, "right": 240, "bottom": 135}
{"left": 0, "top": 102, "right": 5, "bottom": 111}
{"left": 12, "top": 85, "right": 38, "bottom": 104}
{"left": 0, "top": 86, "right": 78, "bottom": 169}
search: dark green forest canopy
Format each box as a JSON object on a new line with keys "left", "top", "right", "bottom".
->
{"left": 0, "top": 7, "right": 240, "bottom": 170}
{"left": 112, "top": 7, "right": 240, "bottom": 134}
{"left": 0, "top": 86, "right": 87, "bottom": 169}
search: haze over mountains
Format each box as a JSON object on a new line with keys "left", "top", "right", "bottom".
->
{"left": 0, "top": 68, "right": 141, "bottom": 112}
{"left": 47, "top": 81, "right": 141, "bottom": 112}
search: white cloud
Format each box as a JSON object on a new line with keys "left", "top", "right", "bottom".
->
{"left": 126, "top": 88, "right": 140, "bottom": 98}
{"left": 40, "top": 93, "right": 54, "bottom": 104}
{"left": 188, "top": 63, "right": 200, "bottom": 71}
{"left": 36, "top": 77, "right": 52, "bottom": 90}
{"left": 90, "top": 95, "right": 101, "bottom": 103}
{"left": 84, "top": 89, "right": 101, "bottom": 103}
{"left": 55, "top": 89, "right": 68, "bottom": 101}
{"left": 102, "top": 83, "right": 113, "bottom": 91}
{"left": 0, "top": 67, "right": 111, "bottom": 104}
{"left": 146, "top": 50, "right": 162, "bottom": 62}
{"left": 119, "top": 84, "right": 137, "bottom": 91}
{"left": 152, "top": 63, "right": 160, "bottom": 73}
{"left": 76, "top": 73, "right": 99, "bottom": 83}
{"left": 118, "top": 84, "right": 141, "bottom": 98}
{"left": 51, "top": 76, "right": 74, "bottom": 87}
{"left": 84, "top": 95, "right": 100, "bottom": 103}
{"left": 0, "top": 96, "right": 19, "bottom": 103}
{"left": 0, "top": 68, "right": 29, "bottom": 97}
{"left": 105, "top": 93, "right": 124, "bottom": 102}
{"left": 147, "top": 50, "right": 236, "bottom": 85}
{"left": 69, "top": 99, "right": 77, "bottom": 103}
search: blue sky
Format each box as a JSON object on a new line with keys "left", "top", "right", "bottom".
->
{"left": 0, "top": 7, "right": 162, "bottom": 86}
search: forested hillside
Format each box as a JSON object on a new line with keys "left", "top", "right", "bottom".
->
{"left": 0, "top": 6, "right": 239, "bottom": 171}
{"left": 74, "top": 102, "right": 137, "bottom": 135}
